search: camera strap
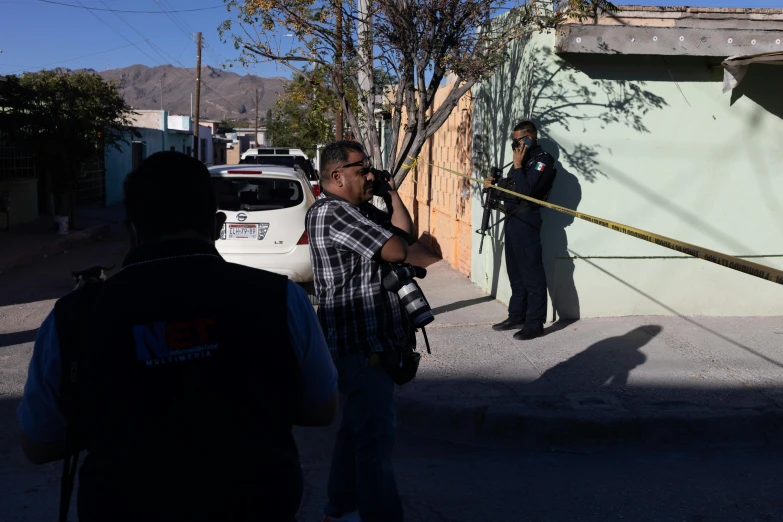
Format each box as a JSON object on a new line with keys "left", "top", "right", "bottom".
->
{"left": 419, "top": 326, "right": 431, "bottom": 355}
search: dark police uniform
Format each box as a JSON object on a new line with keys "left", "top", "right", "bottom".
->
{"left": 54, "top": 239, "right": 302, "bottom": 522}
{"left": 498, "top": 145, "right": 556, "bottom": 332}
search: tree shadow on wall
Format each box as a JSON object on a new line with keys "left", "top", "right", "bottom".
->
{"left": 472, "top": 31, "right": 667, "bottom": 310}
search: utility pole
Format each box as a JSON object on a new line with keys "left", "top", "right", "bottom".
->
{"left": 254, "top": 87, "right": 259, "bottom": 148}
{"left": 159, "top": 79, "right": 163, "bottom": 112}
{"left": 193, "top": 32, "right": 202, "bottom": 160}
{"left": 334, "top": 0, "right": 343, "bottom": 140}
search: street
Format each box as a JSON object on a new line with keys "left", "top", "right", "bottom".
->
{"left": 2, "top": 237, "right": 783, "bottom": 521}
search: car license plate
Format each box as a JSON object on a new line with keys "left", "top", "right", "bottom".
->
{"left": 228, "top": 224, "right": 258, "bottom": 239}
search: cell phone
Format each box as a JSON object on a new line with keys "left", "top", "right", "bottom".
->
{"left": 371, "top": 168, "right": 391, "bottom": 193}
{"left": 512, "top": 136, "right": 534, "bottom": 150}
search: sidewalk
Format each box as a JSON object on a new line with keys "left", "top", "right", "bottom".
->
{"left": 401, "top": 245, "right": 783, "bottom": 450}
{"left": 0, "top": 205, "right": 123, "bottom": 274}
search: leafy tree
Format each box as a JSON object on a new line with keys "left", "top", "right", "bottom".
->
{"left": 217, "top": 117, "right": 249, "bottom": 134}
{"left": 0, "top": 70, "right": 136, "bottom": 218}
{"left": 220, "top": 0, "right": 616, "bottom": 184}
{"left": 267, "top": 67, "right": 340, "bottom": 157}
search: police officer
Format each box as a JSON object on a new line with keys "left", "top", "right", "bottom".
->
{"left": 484, "top": 121, "right": 556, "bottom": 340}
{"left": 18, "top": 151, "right": 337, "bottom": 522}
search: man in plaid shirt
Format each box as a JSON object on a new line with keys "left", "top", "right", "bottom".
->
{"left": 306, "top": 140, "right": 416, "bottom": 522}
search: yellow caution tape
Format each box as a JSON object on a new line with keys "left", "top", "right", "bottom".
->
{"left": 415, "top": 158, "right": 783, "bottom": 287}
{"left": 401, "top": 155, "right": 420, "bottom": 171}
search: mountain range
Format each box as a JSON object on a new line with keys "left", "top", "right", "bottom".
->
{"left": 62, "top": 64, "right": 288, "bottom": 123}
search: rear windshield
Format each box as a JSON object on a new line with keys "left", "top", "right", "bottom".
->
{"left": 240, "top": 155, "right": 317, "bottom": 181}
{"left": 212, "top": 177, "right": 304, "bottom": 212}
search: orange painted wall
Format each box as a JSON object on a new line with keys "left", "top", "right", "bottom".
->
{"left": 397, "top": 87, "right": 473, "bottom": 276}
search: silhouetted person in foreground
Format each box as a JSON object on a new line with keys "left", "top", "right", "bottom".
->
{"left": 18, "top": 151, "right": 337, "bottom": 521}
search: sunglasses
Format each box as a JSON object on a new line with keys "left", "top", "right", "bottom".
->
{"left": 335, "top": 158, "right": 373, "bottom": 175}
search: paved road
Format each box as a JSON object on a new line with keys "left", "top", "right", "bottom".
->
{"left": 2, "top": 238, "right": 783, "bottom": 521}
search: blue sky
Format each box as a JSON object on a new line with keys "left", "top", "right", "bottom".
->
{"left": 1, "top": 0, "right": 782, "bottom": 79}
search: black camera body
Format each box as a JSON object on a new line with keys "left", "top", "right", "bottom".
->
{"left": 382, "top": 264, "right": 434, "bottom": 328}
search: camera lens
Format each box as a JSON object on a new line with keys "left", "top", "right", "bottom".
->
{"left": 397, "top": 281, "right": 435, "bottom": 327}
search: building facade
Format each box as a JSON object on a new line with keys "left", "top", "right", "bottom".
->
{"left": 104, "top": 110, "right": 193, "bottom": 206}
{"left": 470, "top": 6, "right": 783, "bottom": 318}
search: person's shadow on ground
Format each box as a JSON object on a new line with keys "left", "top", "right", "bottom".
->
{"left": 531, "top": 326, "right": 661, "bottom": 393}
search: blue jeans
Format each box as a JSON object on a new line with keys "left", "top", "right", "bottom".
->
{"left": 325, "top": 353, "right": 403, "bottom": 522}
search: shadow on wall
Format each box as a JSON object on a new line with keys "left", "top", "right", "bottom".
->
{"left": 419, "top": 231, "right": 443, "bottom": 259}
{"left": 472, "top": 29, "right": 667, "bottom": 315}
{"left": 538, "top": 138, "right": 582, "bottom": 321}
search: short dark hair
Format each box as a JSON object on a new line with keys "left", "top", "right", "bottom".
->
{"left": 319, "top": 140, "right": 366, "bottom": 184}
{"left": 123, "top": 151, "right": 217, "bottom": 241}
{"left": 513, "top": 120, "right": 538, "bottom": 135}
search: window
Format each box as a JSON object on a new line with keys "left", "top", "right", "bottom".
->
{"left": 239, "top": 155, "right": 317, "bottom": 181}
{"left": 212, "top": 177, "right": 303, "bottom": 212}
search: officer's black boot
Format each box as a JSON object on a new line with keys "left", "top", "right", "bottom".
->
{"left": 492, "top": 317, "right": 525, "bottom": 331}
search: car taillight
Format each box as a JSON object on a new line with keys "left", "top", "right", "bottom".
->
{"left": 312, "top": 184, "right": 321, "bottom": 197}
{"left": 297, "top": 230, "right": 309, "bottom": 245}
{"left": 257, "top": 223, "right": 270, "bottom": 240}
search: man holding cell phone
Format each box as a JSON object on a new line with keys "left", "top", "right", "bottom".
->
{"left": 483, "top": 120, "right": 557, "bottom": 340}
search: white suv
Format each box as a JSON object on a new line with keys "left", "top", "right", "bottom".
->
{"left": 210, "top": 164, "right": 315, "bottom": 288}
{"left": 240, "top": 147, "right": 320, "bottom": 196}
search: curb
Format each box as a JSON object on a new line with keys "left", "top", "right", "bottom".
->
{"left": 395, "top": 396, "right": 783, "bottom": 450}
{"left": 0, "top": 224, "right": 111, "bottom": 274}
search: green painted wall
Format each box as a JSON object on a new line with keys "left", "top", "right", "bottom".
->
{"left": 105, "top": 130, "right": 192, "bottom": 206}
{"left": 471, "top": 32, "right": 783, "bottom": 318}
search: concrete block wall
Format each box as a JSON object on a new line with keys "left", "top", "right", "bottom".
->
{"left": 397, "top": 87, "right": 473, "bottom": 275}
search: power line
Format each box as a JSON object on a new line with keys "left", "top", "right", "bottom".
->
{"left": 152, "top": 0, "right": 196, "bottom": 40}
{"left": 71, "top": 0, "right": 164, "bottom": 67}
{"left": 94, "top": 0, "right": 185, "bottom": 75}
{"left": 36, "top": 0, "right": 223, "bottom": 13}
{"left": 43, "top": 0, "right": 246, "bottom": 117}
{"left": 159, "top": 0, "right": 228, "bottom": 66}
{"left": 145, "top": 1, "right": 243, "bottom": 113}
{"left": 4, "top": 41, "right": 146, "bottom": 75}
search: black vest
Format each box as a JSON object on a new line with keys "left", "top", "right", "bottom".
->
{"left": 499, "top": 146, "right": 557, "bottom": 214}
{"left": 55, "top": 239, "right": 300, "bottom": 522}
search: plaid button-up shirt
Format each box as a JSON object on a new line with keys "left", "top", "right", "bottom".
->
{"left": 306, "top": 193, "right": 412, "bottom": 358}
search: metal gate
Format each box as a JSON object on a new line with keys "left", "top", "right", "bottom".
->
{"left": 75, "top": 153, "right": 106, "bottom": 207}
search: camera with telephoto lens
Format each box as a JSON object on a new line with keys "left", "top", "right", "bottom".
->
{"left": 382, "top": 264, "right": 434, "bottom": 328}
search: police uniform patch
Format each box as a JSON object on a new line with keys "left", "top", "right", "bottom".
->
{"left": 535, "top": 162, "right": 546, "bottom": 172}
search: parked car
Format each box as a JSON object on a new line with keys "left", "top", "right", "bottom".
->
{"left": 209, "top": 164, "right": 315, "bottom": 296}
{"left": 240, "top": 147, "right": 321, "bottom": 196}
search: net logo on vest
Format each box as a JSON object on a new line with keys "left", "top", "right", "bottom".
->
{"left": 133, "top": 318, "right": 219, "bottom": 367}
